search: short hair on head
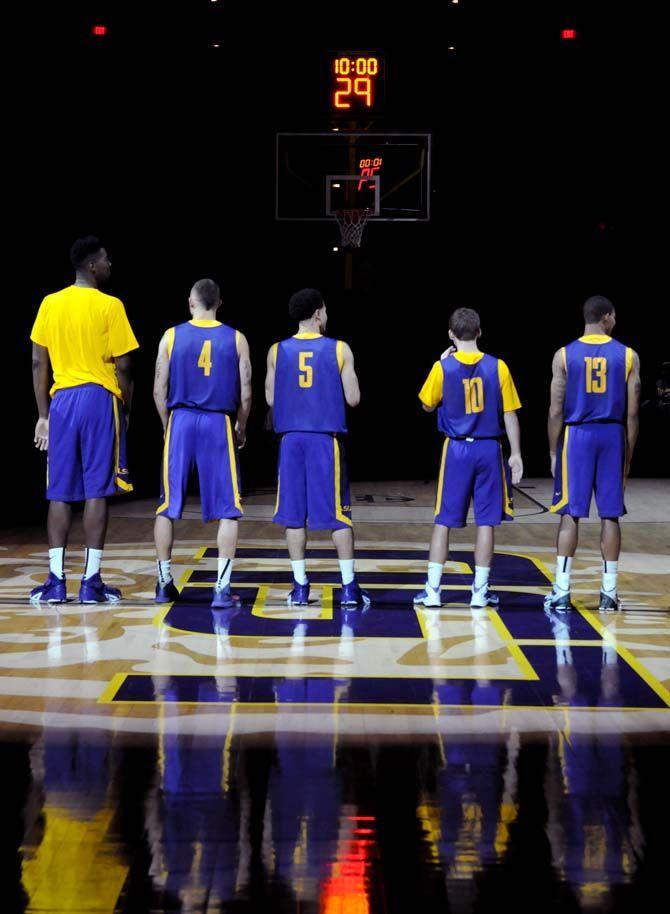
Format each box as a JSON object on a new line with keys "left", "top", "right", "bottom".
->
{"left": 191, "top": 278, "right": 220, "bottom": 311}
{"left": 448, "top": 307, "right": 481, "bottom": 341}
{"left": 70, "top": 236, "right": 103, "bottom": 270}
{"left": 288, "top": 288, "right": 324, "bottom": 323}
{"left": 583, "top": 295, "right": 614, "bottom": 323}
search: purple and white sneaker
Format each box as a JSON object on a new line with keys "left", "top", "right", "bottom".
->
{"left": 287, "top": 579, "right": 310, "bottom": 605}
{"left": 212, "top": 584, "right": 236, "bottom": 608}
{"left": 340, "top": 580, "right": 371, "bottom": 608}
{"left": 29, "top": 572, "right": 67, "bottom": 604}
{"left": 155, "top": 578, "right": 180, "bottom": 604}
{"left": 78, "top": 573, "right": 122, "bottom": 604}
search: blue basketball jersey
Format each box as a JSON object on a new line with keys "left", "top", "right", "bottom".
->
{"left": 438, "top": 353, "right": 505, "bottom": 438}
{"left": 166, "top": 320, "right": 240, "bottom": 412}
{"left": 272, "top": 334, "right": 347, "bottom": 434}
{"left": 563, "top": 336, "right": 630, "bottom": 424}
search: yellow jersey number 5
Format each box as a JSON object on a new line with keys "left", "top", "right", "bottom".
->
{"left": 299, "top": 352, "right": 314, "bottom": 388}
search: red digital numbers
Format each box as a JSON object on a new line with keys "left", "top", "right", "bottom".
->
{"left": 358, "top": 156, "right": 383, "bottom": 191}
{"left": 332, "top": 57, "right": 379, "bottom": 109}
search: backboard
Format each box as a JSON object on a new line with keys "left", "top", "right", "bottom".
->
{"left": 276, "top": 132, "right": 431, "bottom": 222}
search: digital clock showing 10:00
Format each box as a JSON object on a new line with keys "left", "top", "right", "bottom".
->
{"left": 331, "top": 55, "right": 382, "bottom": 110}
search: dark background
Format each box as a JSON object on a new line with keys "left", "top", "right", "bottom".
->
{"left": 7, "top": 1, "right": 667, "bottom": 525}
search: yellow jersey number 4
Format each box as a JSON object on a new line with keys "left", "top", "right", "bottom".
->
{"left": 198, "top": 340, "right": 213, "bottom": 377}
{"left": 299, "top": 351, "right": 314, "bottom": 388}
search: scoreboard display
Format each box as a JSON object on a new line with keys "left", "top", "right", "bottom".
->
{"left": 322, "top": 51, "right": 385, "bottom": 113}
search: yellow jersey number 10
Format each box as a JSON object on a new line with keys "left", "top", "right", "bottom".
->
{"left": 462, "top": 377, "right": 484, "bottom": 414}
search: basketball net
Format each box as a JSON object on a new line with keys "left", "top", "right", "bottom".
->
{"left": 334, "top": 208, "right": 373, "bottom": 248}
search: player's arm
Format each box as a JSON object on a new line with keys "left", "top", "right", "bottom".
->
{"left": 504, "top": 411, "right": 523, "bottom": 484}
{"left": 547, "top": 348, "right": 566, "bottom": 478}
{"left": 265, "top": 345, "right": 276, "bottom": 407}
{"left": 236, "top": 332, "right": 252, "bottom": 449}
{"left": 418, "top": 361, "right": 443, "bottom": 413}
{"left": 498, "top": 360, "right": 523, "bottom": 484}
{"left": 115, "top": 353, "right": 134, "bottom": 426}
{"left": 625, "top": 349, "right": 641, "bottom": 478}
{"left": 340, "top": 342, "right": 361, "bottom": 408}
{"left": 32, "top": 342, "right": 50, "bottom": 451}
{"left": 109, "top": 297, "right": 138, "bottom": 426}
{"left": 423, "top": 351, "right": 453, "bottom": 411}
{"left": 152, "top": 333, "right": 170, "bottom": 433}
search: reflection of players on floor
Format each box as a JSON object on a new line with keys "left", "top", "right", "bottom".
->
{"left": 145, "top": 704, "right": 242, "bottom": 909}
{"left": 265, "top": 288, "right": 370, "bottom": 608}
{"left": 546, "top": 296, "right": 641, "bottom": 612}
{"left": 542, "top": 614, "right": 643, "bottom": 906}
{"left": 29, "top": 236, "right": 138, "bottom": 604}
{"left": 152, "top": 279, "right": 252, "bottom": 607}
{"left": 414, "top": 307, "right": 523, "bottom": 609}
{"left": 21, "top": 731, "right": 127, "bottom": 911}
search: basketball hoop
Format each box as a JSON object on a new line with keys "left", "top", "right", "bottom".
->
{"left": 334, "top": 208, "right": 373, "bottom": 248}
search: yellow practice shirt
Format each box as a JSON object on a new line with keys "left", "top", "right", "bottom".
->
{"left": 418, "top": 351, "right": 522, "bottom": 411}
{"left": 30, "top": 286, "right": 139, "bottom": 399}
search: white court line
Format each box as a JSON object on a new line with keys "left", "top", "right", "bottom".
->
{"left": 0, "top": 677, "right": 103, "bottom": 699}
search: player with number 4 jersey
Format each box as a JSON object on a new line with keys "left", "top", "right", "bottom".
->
{"left": 152, "top": 279, "right": 252, "bottom": 607}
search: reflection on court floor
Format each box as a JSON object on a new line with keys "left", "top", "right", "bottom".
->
{"left": 1, "top": 483, "right": 669, "bottom": 912}
{"left": 8, "top": 725, "right": 662, "bottom": 913}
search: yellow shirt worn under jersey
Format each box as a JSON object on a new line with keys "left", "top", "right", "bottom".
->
{"left": 418, "top": 352, "right": 522, "bottom": 411}
{"left": 30, "top": 286, "right": 139, "bottom": 399}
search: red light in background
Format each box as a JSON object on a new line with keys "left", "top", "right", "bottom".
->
{"left": 358, "top": 156, "right": 383, "bottom": 192}
{"left": 561, "top": 29, "right": 577, "bottom": 40}
{"left": 320, "top": 816, "right": 375, "bottom": 914}
{"left": 92, "top": 25, "right": 108, "bottom": 37}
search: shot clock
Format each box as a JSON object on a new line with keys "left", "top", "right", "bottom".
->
{"left": 323, "top": 51, "right": 385, "bottom": 113}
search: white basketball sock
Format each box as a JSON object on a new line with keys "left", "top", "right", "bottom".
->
{"left": 291, "top": 560, "right": 307, "bottom": 585}
{"left": 49, "top": 547, "right": 65, "bottom": 580}
{"left": 555, "top": 556, "right": 572, "bottom": 592}
{"left": 339, "top": 559, "right": 355, "bottom": 586}
{"left": 473, "top": 566, "right": 490, "bottom": 591}
{"left": 602, "top": 560, "right": 618, "bottom": 596}
{"left": 83, "top": 548, "right": 102, "bottom": 580}
{"left": 157, "top": 560, "right": 172, "bottom": 584}
{"left": 216, "top": 558, "right": 234, "bottom": 590}
{"left": 427, "top": 562, "right": 443, "bottom": 591}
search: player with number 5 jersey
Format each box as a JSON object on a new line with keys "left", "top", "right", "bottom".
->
{"left": 152, "top": 279, "right": 252, "bottom": 607}
{"left": 265, "top": 288, "right": 369, "bottom": 607}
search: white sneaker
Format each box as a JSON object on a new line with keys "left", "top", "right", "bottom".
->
{"left": 413, "top": 584, "right": 442, "bottom": 607}
{"left": 470, "top": 585, "right": 500, "bottom": 608}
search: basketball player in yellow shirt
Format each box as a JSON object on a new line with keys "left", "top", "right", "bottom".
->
{"left": 30, "top": 236, "right": 139, "bottom": 603}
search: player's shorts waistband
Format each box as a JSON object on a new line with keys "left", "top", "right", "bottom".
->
{"left": 446, "top": 435, "right": 502, "bottom": 442}
{"left": 277, "top": 430, "right": 347, "bottom": 437}
{"left": 52, "top": 382, "right": 112, "bottom": 397}
{"left": 170, "top": 406, "right": 236, "bottom": 418}
{"left": 564, "top": 420, "right": 625, "bottom": 427}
